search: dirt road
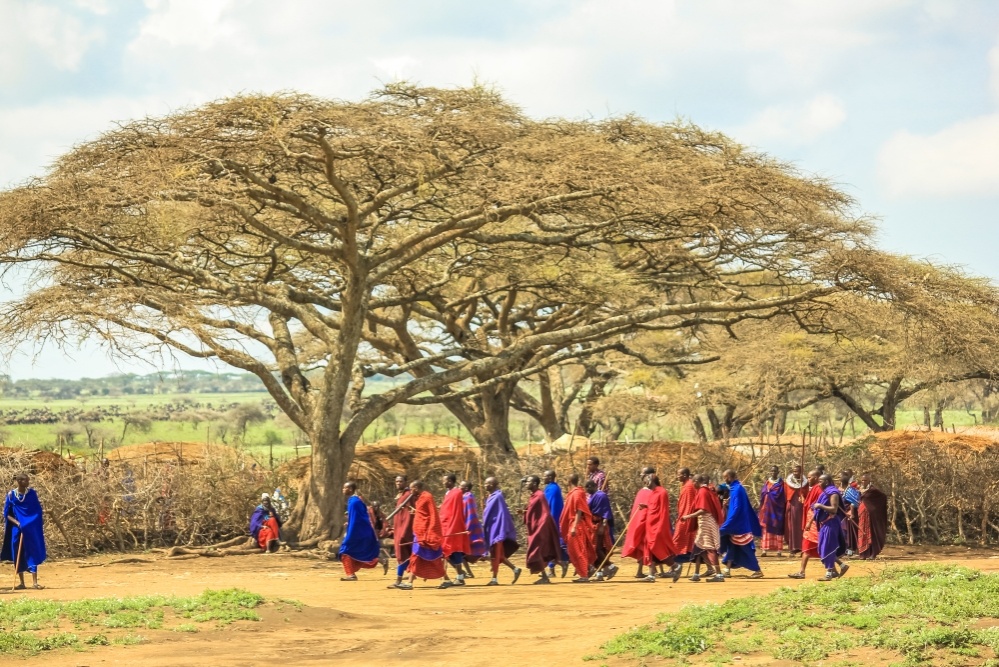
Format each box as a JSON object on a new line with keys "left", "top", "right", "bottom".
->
{"left": 21, "top": 545, "right": 999, "bottom": 667}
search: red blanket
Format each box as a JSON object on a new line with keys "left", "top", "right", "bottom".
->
{"left": 524, "top": 490, "right": 561, "bottom": 574}
{"left": 392, "top": 490, "right": 415, "bottom": 563}
{"left": 621, "top": 488, "right": 650, "bottom": 561}
{"left": 440, "top": 487, "right": 471, "bottom": 556}
{"left": 413, "top": 490, "right": 443, "bottom": 551}
{"left": 694, "top": 486, "right": 724, "bottom": 524}
{"left": 673, "top": 480, "right": 697, "bottom": 554}
{"left": 560, "top": 486, "right": 595, "bottom": 578}
{"left": 645, "top": 486, "right": 678, "bottom": 565}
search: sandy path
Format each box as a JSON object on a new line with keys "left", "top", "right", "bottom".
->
{"left": 19, "top": 545, "right": 999, "bottom": 667}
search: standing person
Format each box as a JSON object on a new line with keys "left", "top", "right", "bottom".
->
{"left": 460, "top": 481, "right": 489, "bottom": 576}
{"left": 784, "top": 465, "right": 806, "bottom": 556}
{"left": 249, "top": 493, "right": 282, "bottom": 552}
{"left": 856, "top": 473, "right": 888, "bottom": 560}
{"left": 813, "top": 474, "right": 848, "bottom": 581}
{"left": 641, "top": 472, "right": 680, "bottom": 583}
{"left": 681, "top": 474, "right": 725, "bottom": 583}
{"left": 400, "top": 480, "right": 449, "bottom": 590}
{"left": 840, "top": 470, "right": 860, "bottom": 556}
{"left": 789, "top": 469, "right": 823, "bottom": 579}
{"left": 1, "top": 473, "right": 46, "bottom": 590}
{"left": 586, "top": 457, "right": 608, "bottom": 494}
{"left": 523, "top": 476, "right": 561, "bottom": 584}
{"left": 388, "top": 475, "right": 415, "bottom": 589}
{"left": 560, "top": 473, "right": 596, "bottom": 583}
{"left": 622, "top": 467, "right": 653, "bottom": 578}
{"left": 543, "top": 470, "right": 569, "bottom": 578}
{"left": 338, "top": 482, "right": 384, "bottom": 581}
{"left": 719, "top": 470, "right": 764, "bottom": 579}
{"left": 481, "top": 477, "right": 522, "bottom": 586}
{"left": 789, "top": 471, "right": 848, "bottom": 579}
{"left": 439, "top": 473, "right": 471, "bottom": 586}
{"left": 673, "top": 468, "right": 698, "bottom": 566}
{"left": 758, "top": 466, "right": 786, "bottom": 557}
{"left": 586, "top": 480, "right": 619, "bottom": 581}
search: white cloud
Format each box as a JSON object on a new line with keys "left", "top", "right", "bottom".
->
{"left": 737, "top": 94, "right": 847, "bottom": 145}
{"left": 879, "top": 114, "right": 999, "bottom": 197}
{"left": 0, "top": 1, "right": 103, "bottom": 79}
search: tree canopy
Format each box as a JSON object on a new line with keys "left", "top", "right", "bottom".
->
{"left": 0, "top": 84, "right": 876, "bottom": 539}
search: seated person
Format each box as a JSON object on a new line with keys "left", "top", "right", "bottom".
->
{"left": 249, "top": 493, "right": 282, "bottom": 552}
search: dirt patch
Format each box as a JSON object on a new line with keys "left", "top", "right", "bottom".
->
{"left": 20, "top": 547, "right": 999, "bottom": 667}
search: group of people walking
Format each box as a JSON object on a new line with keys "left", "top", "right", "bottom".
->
{"left": 331, "top": 456, "right": 890, "bottom": 588}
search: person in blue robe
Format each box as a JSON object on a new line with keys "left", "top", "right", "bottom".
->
{"left": 337, "top": 481, "right": 384, "bottom": 581}
{"left": 1, "top": 473, "right": 47, "bottom": 589}
{"left": 543, "top": 470, "right": 569, "bottom": 577}
{"left": 719, "top": 470, "right": 763, "bottom": 578}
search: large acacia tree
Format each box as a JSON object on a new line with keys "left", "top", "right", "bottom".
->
{"left": 0, "top": 85, "right": 866, "bottom": 539}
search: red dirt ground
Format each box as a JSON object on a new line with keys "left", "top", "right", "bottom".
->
{"left": 18, "top": 544, "right": 999, "bottom": 667}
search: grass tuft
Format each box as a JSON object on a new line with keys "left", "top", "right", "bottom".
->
{"left": 0, "top": 588, "right": 268, "bottom": 656}
{"left": 600, "top": 565, "right": 999, "bottom": 665}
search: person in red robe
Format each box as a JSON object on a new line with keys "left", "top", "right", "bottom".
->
{"left": 622, "top": 467, "right": 653, "bottom": 578}
{"left": 784, "top": 465, "right": 806, "bottom": 556}
{"left": 523, "top": 476, "right": 561, "bottom": 584}
{"left": 439, "top": 473, "right": 471, "bottom": 586}
{"left": 641, "top": 473, "right": 680, "bottom": 583}
{"left": 673, "top": 468, "right": 697, "bottom": 564}
{"left": 681, "top": 474, "right": 725, "bottom": 582}
{"left": 560, "top": 473, "right": 595, "bottom": 583}
{"left": 788, "top": 469, "right": 849, "bottom": 579}
{"left": 401, "top": 480, "right": 448, "bottom": 590}
{"left": 856, "top": 472, "right": 888, "bottom": 560}
{"left": 388, "top": 475, "right": 415, "bottom": 589}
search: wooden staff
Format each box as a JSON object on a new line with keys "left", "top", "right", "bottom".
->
{"left": 11, "top": 530, "right": 23, "bottom": 591}
{"left": 595, "top": 502, "right": 642, "bottom": 574}
{"left": 399, "top": 531, "right": 468, "bottom": 547}
{"left": 382, "top": 491, "right": 415, "bottom": 523}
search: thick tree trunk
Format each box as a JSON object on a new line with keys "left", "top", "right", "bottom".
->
{"left": 575, "top": 371, "right": 614, "bottom": 437}
{"left": 537, "top": 373, "right": 569, "bottom": 441}
{"left": 692, "top": 416, "right": 708, "bottom": 444}
{"left": 706, "top": 408, "right": 724, "bottom": 441}
{"left": 773, "top": 408, "right": 787, "bottom": 436}
{"left": 470, "top": 388, "right": 519, "bottom": 468}
{"left": 283, "top": 426, "right": 353, "bottom": 542}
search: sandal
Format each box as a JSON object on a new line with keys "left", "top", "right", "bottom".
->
{"left": 12, "top": 584, "right": 24, "bottom": 590}
{"left": 511, "top": 567, "right": 522, "bottom": 584}
{"left": 787, "top": 572, "right": 805, "bottom": 579}
{"left": 838, "top": 563, "right": 850, "bottom": 578}
{"left": 394, "top": 583, "right": 413, "bottom": 590}
{"left": 533, "top": 577, "right": 552, "bottom": 585}
{"left": 749, "top": 571, "right": 764, "bottom": 579}
{"left": 572, "top": 577, "right": 590, "bottom": 583}
{"left": 340, "top": 575, "right": 358, "bottom": 581}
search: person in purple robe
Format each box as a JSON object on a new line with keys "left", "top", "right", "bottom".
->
{"left": 481, "top": 477, "right": 522, "bottom": 586}
{"left": 812, "top": 474, "right": 849, "bottom": 581}
{"left": 1, "top": 473, "right": 46, "bottom": 589}
{"left": 587, "top": 483, "right": 618, "bottom": 581}
{"left": 758, "top": 466, "right": 786, "bottom": 556}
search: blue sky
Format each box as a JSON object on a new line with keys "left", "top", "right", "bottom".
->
{"left": 2, "top": 0, "right": 998, "bottom": 378}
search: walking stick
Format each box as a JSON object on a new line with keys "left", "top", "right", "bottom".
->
{"left": 399, "top": 531, "right": 468, "bottom": 548}
{"left": 11, "top": 530, "right": 23, "bottom": 591}
{"left": 382, "top": 492, "right": 415, "bottom": 523}
{"left": 595, "top": 505, "right": 642, "bottom": 574}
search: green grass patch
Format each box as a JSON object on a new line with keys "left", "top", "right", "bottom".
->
{"left": 0, "top": 588, "right": 265, "bottom": 656}
{"left": 599, "top": 565, "right": 999, "bottom": 666}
